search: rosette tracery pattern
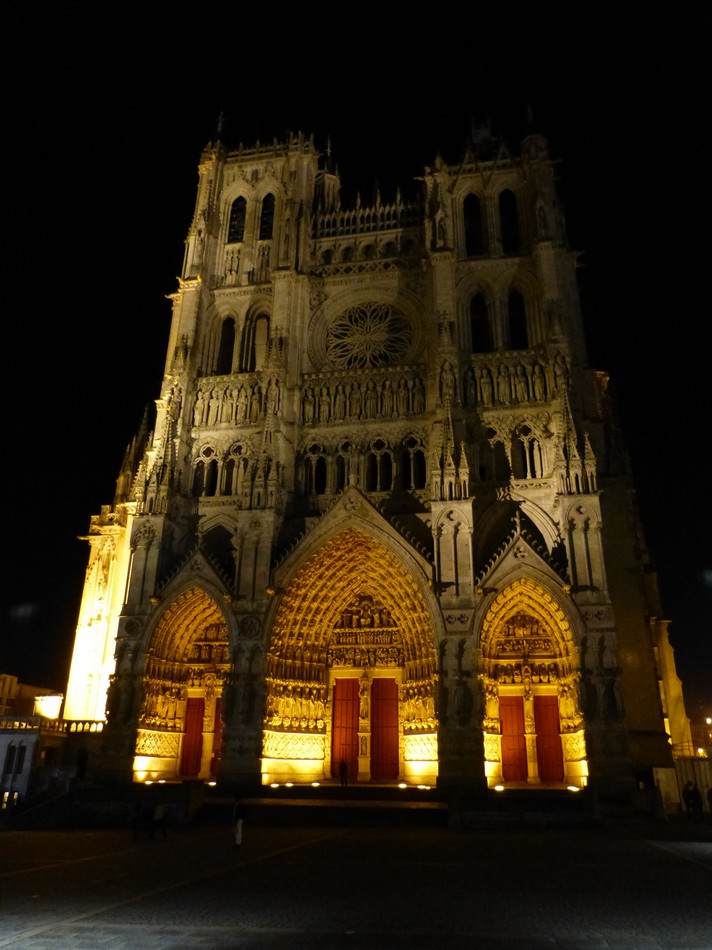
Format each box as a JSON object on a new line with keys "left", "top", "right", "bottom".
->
{"left": 327, "top": 302, "right": 412, "bottom": 369}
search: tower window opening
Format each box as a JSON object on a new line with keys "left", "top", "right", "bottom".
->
{"left": 508, "top": 290, "right": 528, "bottom": 350}
{"left": 314, "top": 456, "right": 327, "bottom": 495}
{"left": 216, "top": 317, "right": 236, "bottom": 375}
{"left": 227, "top": 197, "right": 246, "bottom": 243}
{"left": 401, "top": 451, "right": 412, "bottom": 489}
{"left": 204, "top": 458, "right": 218, "bottom": 496}
{"left": 223, "top": 457, "right": 236, "bottom": 495}
{"left": 499, "top": 189, "right": 521, "bottom": 254}
{"left": 241, "top": 313, "right": 270, "bottom": 372}
{"left": 259, "top": 193, "right": 275, "bottom": 240}
{"left": 464, "top": 193, "right": 484, "bottom": 256}
{"left": 470, "top": 294, "right": 493, "bottom": 353}
{"left": 192, "top": 461, "right": 205, "bottom": 497}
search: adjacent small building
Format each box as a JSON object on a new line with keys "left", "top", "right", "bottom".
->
{"left": 0, "top": 674, "right": 64, "bottom": 807}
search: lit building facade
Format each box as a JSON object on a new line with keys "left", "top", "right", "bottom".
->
{"left": 63, "top": 127, "right": 684, "bottom": 801}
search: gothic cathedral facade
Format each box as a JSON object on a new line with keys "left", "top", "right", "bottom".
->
{"left": 63, "top": 127, "right": 678, "bottom": 801}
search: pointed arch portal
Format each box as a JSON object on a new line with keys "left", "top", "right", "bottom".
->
{"left": 479, "top": 578, "right": 588, "bottom": 788}
{"left": 263, "top": 528, "right": 439, "bottom": 784}
{"left": 133, "top": 587, "right": 230, "bottom": 782}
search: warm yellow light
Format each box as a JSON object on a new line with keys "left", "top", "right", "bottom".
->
{"left": 270, "top": 782, "right": 280, "bottom": 788}
{"left": 312, "top": 782, "right": 320, "bottom": 787}
{"left": 158, "top": 779, "right": 166, "bottom": 784}
{"left": 144, "top": 780, "right": 153, "bottom": 785}
{"left": 398, "top": 782, "right": 407, "bottom": 789}
{"left": 494, "top": 785, "right": 505, "bottom": 792}
{"left": 567, "top": 785, "right": 580, "bottom": 792}
{"left": 207, "top": 780, "right": 217, "bottom": 786}
{"left": 418, "top": 784, "right": 431, "bottom": 790}
{"left": 697, "top": 748, "right": 704, "bottom": 756}
{"left": 285, "top": 782, "right": 293, "bottom": 787}
{"left": 34, "top": 695, "right": 63, "bottom": 719}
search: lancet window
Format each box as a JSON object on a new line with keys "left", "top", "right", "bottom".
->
{"left": 507, "top": 290, "right": 528, "bottom": 350}
{"left": 470, "top": 293, "right": 494, "bottom": 353}
{"left": 240, "top": 312, "right": 270, "bottom": 372}
{"left": 499, "top": 189, "right": 521, "bottom": 254}
{"left": 304, "top": 443, "right": 327, "bottom": 495}
{"left": 334, "top": 440, "right": 354, "bottom": 492}
{"left": 365, "top": 438, "right": 393, "bottom": 492}
{"left": 215, "top": 317, "right": 236, "bottom": 375}
{"left": 227, "top": 197, "right": 247, "bottom": 243}
{"left": 3, "top": 743, "right": 26, "bottom": 776}
{"left": 400, "top": 436, "right": 427, "bottom": 490}
{"left": 222, "top": 443, "right": 251, "bottom": 497}
{"left": 193, "top": 446, "right": 218, "bottom": 497}
{"left": 258, "top": 193, "right": 275, "bottom": 240}
{"left": 512, "top": 425, "right": 543, "bottom": 479}
{"left": 478, "top": 430, "right": 510, "bottom": 483}
{"left": 463, "top": 193, "right": 485, "bottom": 256}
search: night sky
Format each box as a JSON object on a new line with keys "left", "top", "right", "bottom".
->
{"left": 3, "top": 5, "right": 710, "bottom": 716}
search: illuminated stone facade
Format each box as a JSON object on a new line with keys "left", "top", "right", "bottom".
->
{"left": 63, "top": 127, "right": 679, "bottom": 799}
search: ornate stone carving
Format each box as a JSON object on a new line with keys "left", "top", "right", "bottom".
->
{"left": 403, "top": 733, "right": 437, "bottom": 761}
{"left": 326, "top": 303, "right": 412, "bottom": 369}
{"left": 262, "top": 731, "right": 325, "bottom": 760}
{"left": 135, "top": 730, "right": 181, "bottom": 757}
{"left": 483, "top": 733, "right": 501, "bottom": 761}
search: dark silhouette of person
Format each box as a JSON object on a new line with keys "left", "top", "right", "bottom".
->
{"left": 338, "top": 758, "right": 348, "bottom": 787}
{"left": 690, "top": 784, "right": 703, "bottom": 820}
{"left": 682, "top": 781, "right": 703, "bottom": 820}
{"left": 233, "top": 797, "right": 246, "bottom": 846}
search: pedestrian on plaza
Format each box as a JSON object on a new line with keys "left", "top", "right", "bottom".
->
{"left": 233, "top": 796, "right": 246, "bottom": 847}
{"left": 338, "top": 758, "right": 348, "bottom": 787}
{"left": 682, "top": 781, "right": 703, "bottom": 820}
{"left": 682, "top": 781, "right": 695, "bottom": 818}
{"left": 690, "top": 784, "right": 703, "bottom": 820}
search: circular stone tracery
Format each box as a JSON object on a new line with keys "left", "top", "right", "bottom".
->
{"left": 326, "top": 302, "right": 412, "bottom": 369}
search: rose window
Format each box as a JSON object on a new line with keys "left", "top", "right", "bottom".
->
{"left": 326, "top": 303, "right": 412, "bottom": 369}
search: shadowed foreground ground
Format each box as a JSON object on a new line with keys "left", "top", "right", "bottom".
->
{"left": 1, "top": 817, "right": 711, "bottom": 949}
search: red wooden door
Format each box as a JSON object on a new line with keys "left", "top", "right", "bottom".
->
{"left": 500, "top": 695, "right": 527, "bottom": 781}
{"left": 534, "top": 695, "right": 564, "bottom": 782}
{"left": 331, "top": 679, "right": 359, "bottom": 781}
{"left": 370, "top": 678, "right": 399, "bottom": 780}
{"left": 210, "top": 697, "right": 222, "bottom": 777}
{"left": 181, "top": 698, "right": 204, "bottom": 776}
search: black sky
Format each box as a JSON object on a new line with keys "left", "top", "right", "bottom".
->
{"left": 2, "top": 4, "right": 710, "bottom": 714}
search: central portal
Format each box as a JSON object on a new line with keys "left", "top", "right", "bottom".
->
{"left": 331, "top": 676, "right": 399, "bottom": 782}
{"left": 262, "top": 526, "right": 439, "bottom": 786}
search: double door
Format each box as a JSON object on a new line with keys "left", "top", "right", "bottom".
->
{"left": 499, "top": 694, "right": 563, "bottom": 783}
{"left": 331, "top": 678, "right": 399, "bottom": 781}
